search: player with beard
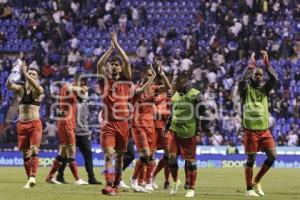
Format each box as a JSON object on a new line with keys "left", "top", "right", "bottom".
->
{"left": 239, "top": 51, "right": 279, "bottom": 197}
{"left": 97, "top": 31, "right": 132, "bottom": 196}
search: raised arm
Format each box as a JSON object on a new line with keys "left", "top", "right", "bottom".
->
{"left": 195, "top": 93, "right": 211, "bottom": 134}
{"left": 261, "top": 50, "right": 279, "bottom": 93}
{"left": 21, "top": 62, "right": 44, "bottom": 95}
{"left": 238, "top": 53, "right": 255, "bottom": 103}
{"left": 97, "top": 41, "right": 114, "bottom": 77}
{"left": 156, "top": 63, "right": 172, "bottom": 93}
{"left": 135, "top": 67, "right": 156, "bottom": 95}
{"left": 6, "top": 76, "right": 22, "bottom": 94}
{"left": 68, "top": 85, "right": 88, "bottom": 95}
{"left": 111, "top": 31, "right": 131, "bottom": 79}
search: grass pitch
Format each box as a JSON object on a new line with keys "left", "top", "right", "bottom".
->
{"left": 0, "top": 167, "right": 299, "bottom": 200}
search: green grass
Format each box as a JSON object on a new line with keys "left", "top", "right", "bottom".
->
{"left": 0, "top": 167, "right": 299, "bottom": 200}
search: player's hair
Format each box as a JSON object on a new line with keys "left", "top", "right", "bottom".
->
{"left": 174, "top": 72, "right": 190, "bottom": 90}
{"left": 28, "top": 66, "right": 40, "bottom": 74}
{"left": 73, "top": 73, "right": 87, "bottom": 85}
{"left": 109, "top": 56, "right": 122, "bottom": 65}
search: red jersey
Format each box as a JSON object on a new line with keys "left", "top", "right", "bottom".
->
{"left": 58, "top": 84, "right": 77, "bottom": 128}
{"left": 99, "top": 79, "right": 131, "bottom": 121}
{"left": 132, "top": 84, "right": 158, "bottom": 127}
{"left": 154, "top": 93, "right": 170, "bottom": 128}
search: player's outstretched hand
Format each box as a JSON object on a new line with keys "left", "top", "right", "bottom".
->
{"left": 21, "top": 61, "right": 28, "bottom": 74}
{"left": 248, "top": 52, "right": 256, "bottom": 69}
{"left": 260, "top": 50, "right": 270, "bottom": 68}
{"left": 110, "top": 31, "right": 118, "bottom": 45}
{"left": 110, "top": 40, "right": 115, "bottom": 49}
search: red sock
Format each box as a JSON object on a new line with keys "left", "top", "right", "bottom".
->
{"left": 138, "top": 166, "right": 146, "bottom": 184}
{"left": 114, "top": 170, "right": 122, "bottom": 186}
{"left": 164, "top": 164, "right": 170, "bottom": 183}
{"left": 146, "top": 161, "right": 155, "bottom": 184}
{"left": 245, "top": 166, "right": 253, "bottom": 188}
{"left": 48, "top": 159, "right": 62, "bottom": 178}
{"left": 153, "top": 156, "right": 166, "bottom": 178}
{"left": 69, "top": 161, "right": 80, "bottom": 180}
{"left": 188, "top": 171, "right": 197, "bottom": 189}
{"left": 104, "top": 169, "right": 114, "bottom": 186}
{"left": 30, "top": 156, "right": 39, "bottom": 177}
{"left": 23, "top": 158, "right": 31, "bottom": 178}
{"left": 133, "top": 160, "right": 144, "bottom": 180}
{"left": 184, "top": 162, "right": 189, "bottom": 185}
{"left": 254, "top": 164, "right": 271, "bottom": 183}
{"left": 170, "top": 163, "right": 178, "bottom": 182}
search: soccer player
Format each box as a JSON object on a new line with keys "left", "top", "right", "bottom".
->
{"left": 151, "top": 84, "right": 172, "bottom": 190}
{"left": 6, "top": 61, "right": 43, "bottom": 188}
{"left": 56, "top": 84, "right": 102, "bottom": 185}
{"left": 97, "top": 31, "right": 132, "bottom": 195}
{"left": 239, "top": 50, "right": 279, "bottom": 197}
{"left": 130, "top": 62, "right": 172, "bottom": 192}
{"left": 163, "top": 73, "right": 209, "bottom": 198}
{"left": 46, "top": 74, "right": 88, "bottom": 185}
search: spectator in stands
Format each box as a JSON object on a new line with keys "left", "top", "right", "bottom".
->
{"left": 286, "top": 130, "right": 299, "bottom": 147}
{"left": 226, "top": 142, "right": 239, "bottom": 154}
{"left": 277, "top": 132, "right": 286, "bottom": 146}
{"left": 210, "top": 131, "right": 223, "bottom": 146}
{"left": 136, "top": 41, "right": 147, "bottom": 65}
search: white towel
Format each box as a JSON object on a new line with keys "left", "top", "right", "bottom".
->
{"left": 8, "top": 59, "right": 24, "bottom": 84}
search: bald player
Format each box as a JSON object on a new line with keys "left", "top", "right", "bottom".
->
{"left": 239, "top": 51, "right": 279, "bottom": 197}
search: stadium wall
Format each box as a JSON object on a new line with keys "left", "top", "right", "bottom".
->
{"left": 0, "top": 146, "right": 300, "bottom": 168}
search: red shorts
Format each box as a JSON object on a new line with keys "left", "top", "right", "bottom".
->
{"left": 132, "top": 126, "right": 156, "bottom": 152}
{"left": 156, "top": 128, "right": 171, "bottom": 150}
{"left": 169, "top": 132, "right": 197, "bottom": 161}
{"left": 57, "top": 121, "right": 75, "bottom": 145}
{"left": 17, "top": 119, "right": 42, "bottom": 150}
{"left": 100, "top": 121, "right": 129, "bottom": 152}
{"left": 243, "top": 129, "right": 276, "bottom": 154}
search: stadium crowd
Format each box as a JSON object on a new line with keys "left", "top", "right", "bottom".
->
{"left": 0, "top": 0, "right": 300, "bottom": 148}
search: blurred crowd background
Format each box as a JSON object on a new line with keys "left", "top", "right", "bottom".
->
{"left": 0, "top": 0, "right": 300, "bottom": 149}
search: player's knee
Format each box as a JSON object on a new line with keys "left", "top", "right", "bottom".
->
{"left": 163, "top": 154, "right": 169, "bottom": 161}
{"left": 59, "top": 145, "right": 68, "bottom": 157}
{"left": 139, "top": 155, "right": 149, "bottom": 164}
{"left": 245, "top": 160, "right": 255, "bottom": 167}
{"left": 67, "top": 158, "right": 75, "bottom": 163}
{"left": 127, "top": 152, "right": 135, "bottom": 160}
{"left": 140, "top": 149, "right": 150, "bottom": 158}
{"left": 265, "top": 156, "right": 276, "bottom": 167}
{"left": 105, "top": 151, "right": 114, "bottom": 162}
{"left": 31, "top": 146, "right": 39, "bottom": 156}
{"left": 149, "top": 155, "right": 155, "bottom": 161}
{"left": 168, "top": 156, "right": 177, "bottom": 165}
{"left": 169, "top": 162, "right": 178, "bottom": 170}
{"left": 56, "top": 155, "right": 66, "bottom": 163}
{"left": 22, "top": 149, "right": 31, "bottom": 159}
{"left": 186, "top": 161, "right": 197, "bottom": 171}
